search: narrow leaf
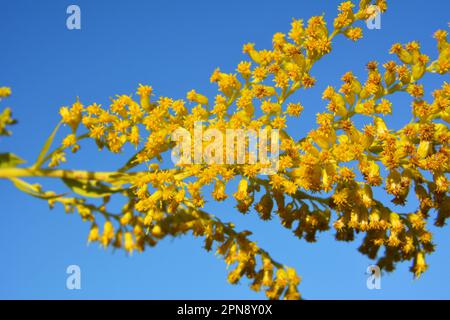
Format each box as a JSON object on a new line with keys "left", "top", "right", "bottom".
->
{"left": 33, "top": 121, "right": 62, "bottom": 169}
{"left": 62, "top": 178, "right": 121, "bottom": 198}
{"left": 0, "top": 153, "right": 25, "bottom": 168}
{"left": 10, "top": 178, "right": 64, "bottom": 200}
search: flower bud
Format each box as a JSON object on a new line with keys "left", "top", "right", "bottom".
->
{"left": 124, "top": 232, "right": 135, "bottom": 253}
{"left": 384, "top": 70, "right": 396, "bottom": 87}
{"left": 212, "top": 181, "right": 228, "bottom": 201}
{"left": 0, "top": 87, "right": 12, "bottom": 98}
{"left": 412, "top": 62, "right": 426, "bottom": 80}
{"left": 101, "top": 221, "right": 115, "bottom": 246}
{"left": 234, "top": 179, "right": 249, "bottom": 201}
{"left": 412, "top": 252, "right": 427, "bottom": 278}
{"left": 417, "top": 141, "right": 431, "bottom": 158}
{"left": 87, "top": 224, "right": 100, "bottom": 243}
{"left": 120, "top": 211, "right": 133, "bottom": 225}
{"left": 374, "top": 117, "right": 388, "bottom": 136}
{"left": 255, "top": 193, "right": 274, "bottom": 220}
{"left": 136, "top": 84, "right": 153, "bottom": 111}
{"left": 187, "top": 89, "right": 209, "bottom": 105}
{"left": 151, "top": 225, "right": 165, "bottom": 238}
{"left": 333, "top": 94, "right": 347, "bottom": 117}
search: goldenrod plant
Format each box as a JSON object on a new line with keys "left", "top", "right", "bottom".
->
{"left": 0, "top": 0, "right": 449, "bottom": 300}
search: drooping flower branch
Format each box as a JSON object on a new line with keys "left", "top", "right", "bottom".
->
{"left": 1, "top": 0, "right": 449, "bottom": 299}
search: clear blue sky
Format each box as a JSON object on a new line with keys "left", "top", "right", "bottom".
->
{"left": 0, "top": 0, "right": 449, "bottom": 299}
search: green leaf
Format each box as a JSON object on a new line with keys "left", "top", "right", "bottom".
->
{"left": 33, "top": 121, "right": 62, "bottom": 169}
{"left": 62, "top": 178, "right": 121, "bottom": 198}
{"left": 369, "top": 145, "right": 384, "bottom": 154}
{"left": 0, "top": 153, "right": 25, "bottom": 168}
{"left": 10, "top": 178, "right": 64, "bottom": 200}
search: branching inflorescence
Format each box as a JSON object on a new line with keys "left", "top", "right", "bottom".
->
{"left": 0, "top": 1, "right": 449, "bottom": 299}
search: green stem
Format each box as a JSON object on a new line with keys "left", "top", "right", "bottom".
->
{"left": 0, "top": 167, "right": 122, "bottom": 183}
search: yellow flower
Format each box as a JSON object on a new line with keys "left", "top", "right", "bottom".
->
{"left": 212, "top": 181, "right": 228, "bottom": 201}
{"left": 345, "top": 27, "right": 363, "bottom": 41}
{"left": 236, "top": 61, "right": 252, "bottom": 79}
{"left": 286, "top": 103, "right": 304, "bottom": 117}
{"left": 0, "top": 87, "right": 11, "bottom": 98}
{"left": 62, "top": 134, "right": 77, "bottom": 148}
{"left": 151, "top": 224, "right": 164, "bottom": 238}
{"left": 332, "top": 188, "right": 349, "bottom": 207}
{"left": 187, "top": 89, "right": 209, "bottom": 105}
{"left": 272, "top": 116, "right": 287, "bottom": 129}
{"left": 136, "top": 84, "right": 152, "bottom": 96}
{"left": 120, "top": 211, "right": 133, "bottom": 225}
{"left": 49, "top": 151, "right": 66, "bottom": 168}
{"left": 375, "top": 99, "right": 392, "bottom": 115}
{"left": 288, "top": 19, "right": 304, "bottom": 45}
{"left": 252, "top": 66, "right": 268, "bottom": 83}
{"left": 274, "top": 71, "right": 289, "bottom": 88}
{"left": 124, "top": 232, "right": 135, "bottom": 253}
{"left": 407, "top": 84, "right": 424, "bottom": 98}
{"left": 87, "top": 224, "right": 100, "bottom": 243}
{"left": 301, "top": 74, "right": 316, "bottom": 88}
{"left": 412, "top": 252, "right": 428, "bottom": 278}
{"left": 59, "top": 100, "right": 83, "bottom": 131}
{"left": 252, "top": 84, "right": 276, "bottom": 99}
{"left": 128, "top": 125, "right": 140, "bottom": 146}
{"left": 243, "top": 43, "right": 261, "bottom": 63}
{"left": 101, "top": 221, "right": 115, "bottom": 247}
{"left": 233, "top": 179, "right": 249, "bottom": 201}
{"left": 136, "top": 84, "right": 153, "bottom": 111}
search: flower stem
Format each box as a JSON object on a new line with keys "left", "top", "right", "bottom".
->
{"left": 0, "top": 167, "right": 120, "bottom": 183}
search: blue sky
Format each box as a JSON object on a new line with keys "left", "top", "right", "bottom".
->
{"left": 0, "top": 0, "right": 449, "bottom": 299}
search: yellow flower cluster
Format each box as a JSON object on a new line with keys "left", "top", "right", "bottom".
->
{"left": 0, "top": 88, "right": 15, "bottom": 137}
{"left": 1, "top": 0, "right": 448, "bottom": 299}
